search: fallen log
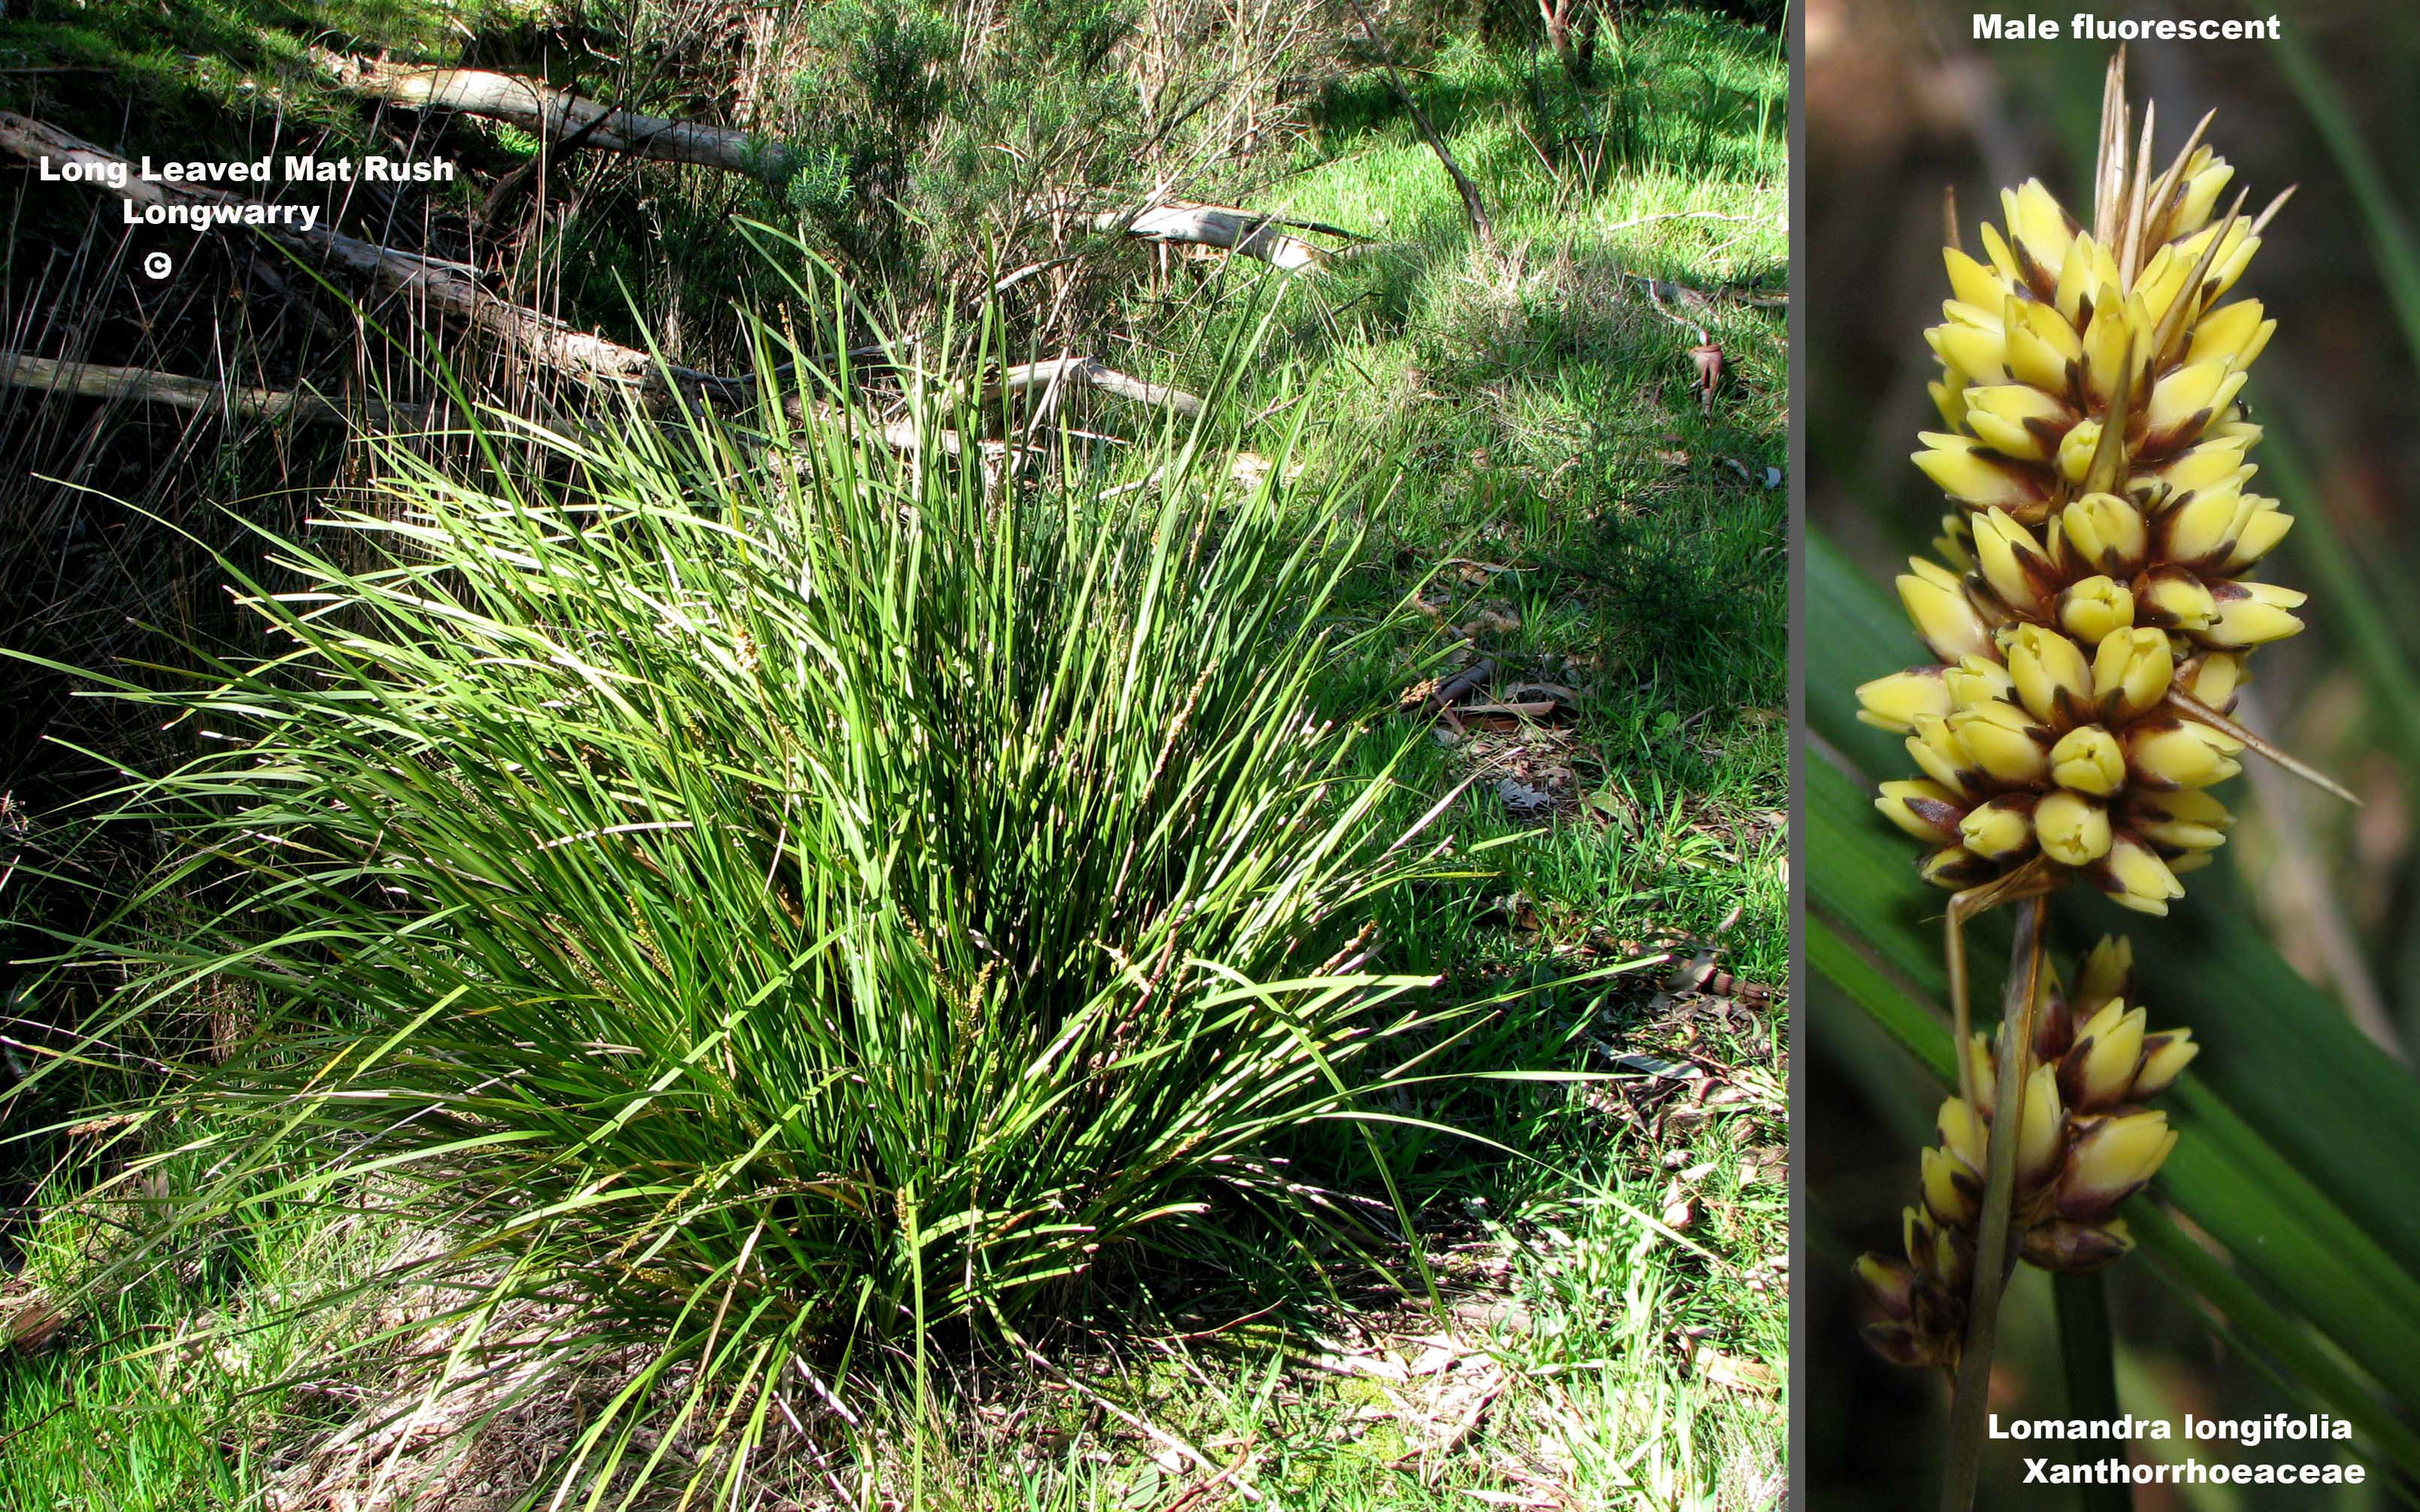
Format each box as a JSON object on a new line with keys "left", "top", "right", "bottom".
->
{"left": 0, "top": 111, "right": 739, "bottom": 403}
{"left": 973, "top": 356, "right": 1205, "bottom": 420}
{"left": 2, "top": 352, "right": 426, "bottom": 426}
{"left": 1097, "top": 203, "right": 1335, "bottom": 273}
{"left": 313, "top": 50, "right": 790, "bottom": 180}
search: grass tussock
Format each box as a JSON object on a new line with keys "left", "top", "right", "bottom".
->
{"left": 20, "top": 277, "right": 1520, "bottom": 1500}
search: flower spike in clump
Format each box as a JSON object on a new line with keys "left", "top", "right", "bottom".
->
{"left": 1856, "top": 937, "right": 2195, "bottom": 1370}
{"left": 1857, "top": 74, "right": 2320, "bottom": 914}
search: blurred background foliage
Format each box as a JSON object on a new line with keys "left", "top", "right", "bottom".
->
{"left": 1808, "top": 0, "right": 2420, "bottom": 1505}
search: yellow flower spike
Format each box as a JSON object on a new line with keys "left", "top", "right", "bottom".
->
{"left": 2127, "top": 719, "right": 2242, "bottom": 790}
{"left": 2096, "top": 834, "right": 2186, "bottom": 915}
{"left": 1974, "top": 508, "right": 2057, "bottom": 614}
{"left": 1898, "top": 561, "right": 1995, "bottom": 663}
{"left": 1856, "top": 665, "right": 1956, "bottom": 731}
{"left": 2034, "top": 790, "right": 2113, "bottom": 865}
{"left": 2049, "top": 726, "right": 2126, "bottom": 797}
{"left": 2007, "top": 623, "right": 2092, "bottom": 722}
{"left": 2203, "top": 579, "right": 2307, "bottom": 647}
{"left": 2186, "top": 298, "right": 2274, "bottom": 370}
{"left": 2137, "top": 568, "right": 2217, "bottom": 632}
{"left": 2074, "top": 935, "right": 2133, "bottom": 1011}
{"left": 2091, "top": 627, "right": 2173, "bottom": 721}
{"left": 2133, "top": 1030, "right": 2201, "bottom": 1097}
{"left": 2062, "top": 492, "right": 2146, "bottom": 574}
{"left": 1938, "top": 1097, "right": 1988, "bottom": 1172}
{"left": 1962, "top": 384, "right": 2072, "bottom": 461}
{"left": 1916, "top": 436, "right": 2043, "bottom": 516}
{"left": 2016, "top": 1064, "right": 2065, "bottom": 1188}
{"left": 2071, "top": 1002, "right": 2147, "bottom": 1108}
{"left": 1922, "top": 1147, "right": 1977, "bottom": 1227}
{"left": 1906, "top": 715, "right": 1976, "bottom": 793}
{"left": 1949, "top": 703, "right": 2052, "bottom": 785}
{"left": 2057, "top": 419, "right": 2104, "bottom": 483}
{"left": 1877, "top": 780, "right": 1966, "bottom": 845}
{"left": 1944, "top": 654, "right": 2016, "bottom": 710}
{"left": 2219, "top": 497, "right": 2293, "bottom": 573}
{"left": 2129, "top": 788, "right": 2234, "bottom": 851}
{"left": 2060, "top": 1111, "right": 2177, "bottom": 1214}
{"left": 2058, "top": 576, "right": 2134, "bottom": 644}
{"left": 1959, "top": 794, "right": 2039, "bottom": 864}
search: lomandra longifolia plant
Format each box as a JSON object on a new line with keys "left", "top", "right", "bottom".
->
{"left": 28, "top": 261, "right": 1475, "bottom": 1504}
{"left": 1847, "top": 55, "right": 2340, "bottom": 1509}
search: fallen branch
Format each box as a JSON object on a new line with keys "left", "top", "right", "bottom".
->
{"left": 316, "top": 50, "right": 788, "bottom": 181}
{"left": 981, "top": 356, "right": 1205, "bottom": 419}
{"left": 1097, "top": 201, "right": 1338, "bottom": 272}
{"left": 3, "top": 353, "right": 427, "bottom": 427}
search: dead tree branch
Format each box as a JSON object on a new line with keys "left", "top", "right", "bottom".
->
{"left": 2, "top": 353, "right": 427, "bottom": 426}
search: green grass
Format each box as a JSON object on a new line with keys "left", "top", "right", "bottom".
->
{"left": 2, "top": 8, "right": 1786, "bottom": 1508}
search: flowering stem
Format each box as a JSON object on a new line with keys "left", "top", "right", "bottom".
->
{"left": 2054, "top": 1272, "right": 2129, "bottom": 1512}
{"left": 1938, "top": 895, "right": 2046, "bottom": 1512}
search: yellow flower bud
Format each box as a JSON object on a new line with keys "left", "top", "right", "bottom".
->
{"left": 1950, "top": 702, "right": 2051, "bottom": 785}
{"left": 2143, "top": 437, "right": 2250, "bottom": 496}
{"left": 1922, "top": 1146, "right": 1976, "bottom": 1226}
{"left": 2048, "top": 726, "right": 2125, "bottom": 797}
{"left": 2145, "top": 363, "right": 2249, "bottom": 449}
{"left": 2034, "top": 790, "right": 2113, "bottom": 865}
{"left": 2129, "top": 788, "right": 2234, "bottom": 851}
{"left": 2007, "top": 298, "right": 2084, "bottom": 398}
{"left": 2091, "top": 627, "right": 2173, "bottom": 721}
{"left": 1856, "top": 665, "right": 1955, "bottom": 731}
{"left": 2127, "top": 718, "right": 2243, "bottom": 790}
{"left": 2008, "top": 623, "right": 2092, "bottom": 723}
{"left": 2016, "top": 1063, "right": 2065, "bottom": 1188}
{"left": 1938, "top": 1097, "right": 1987, "bottom": 1172}
{"left": 2219, "top": 497, "right": 2293, "bottom": 573}
{"left": 2060, "top": 1111, "right": 2176, "bottom": 1214}
{"left": 2068, "top": 1001, "right": 2146, "bottom": 1108}
{"left": 2096, "top": 835, "right": 2186, "bottom": 915}
{"left": 2202, "top": 579, "right": 2307, "bottom": 648}
{"left": 1906, "top": 715, "right": 1974, "bottom": 793}
{"left": 1962, "top": 384, "right": 2071, "bottom": 461}
{"left": 2176, "top": 651, "right": 2245, "bottom": 712}
{"left": 1928, "top": 324, "right": 2008, "bottom": 386}
{"left": 1973, "top": 507, "right": 2057, "bottom": 613}
{"left": 1944, "top": 245, "right": 2007, "bottom": 310}
{"left": 2062, "top": 493, "right": 2146, "bottom": 575}
{"left": 2137, "top": 567, "right": 2216, "bottom": 631}
{"left": 2160, "top": 479, "right": 2255, "bottom": 566}
{"left": 1898, "top": 559, "right": 1995, "bottom": 664}
{"left": 1921, "top": 845, "right": 1999, "bottom": 890}
{"left": 2074, "top": 936, "right": 2133, "bottom": 1012}
{"left": 1959, "top": 794, "right": 2038, "bottom": 863}
{"left": 1944, "top": 654, "right": 2016, "bottom": 711}
{"left": 1856, "top": 1252, "right": 1917, "bottom": 1319}
{"left": 1916, "top": 435, "right": 2043, "bottom": 516}
{"left": 2057, "top": 576, "right": 2134, "bottom": 645}
{"left": 2186, "top": 298, "right": 2273, "bottom": 370}
{"left": 2057, "top": 418, "right": 2104, "bottom": 483}
{"left": 1877, "top": 780, "right": 1965, "bottom": 844}
{"left": 2174, "top": 158, "right": 2235, "bottom": 237}
{"left": 2133, "top": 1031, "right": 2200, "bottom": 1097}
